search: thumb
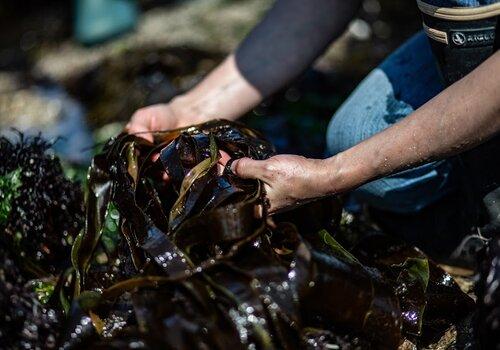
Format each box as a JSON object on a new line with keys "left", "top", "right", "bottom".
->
{"left": 125, "top": 123, "right": 154, "bottom": 142}
{"left": 231, "top": 157, "right": 266, "bottom": 180}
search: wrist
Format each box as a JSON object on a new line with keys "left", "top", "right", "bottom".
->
{"left": 169, "top": 94, "right": 213, "bottom": 128}
{"left": 172, "top": 55, "right": 263, "bottom": 125}
{"left": 321, "top": 151, "right": 373, "bottom": 195}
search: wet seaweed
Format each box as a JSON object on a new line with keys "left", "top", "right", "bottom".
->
{"left": 0, "top": 247, "right": 63, "bottom": 349}
{"left": 63, "top": 120, "right": 474, "bottom": 349}
{"left": 351, "top": 234, "right": 475, "bottom": 346}
{"left": 0, "top": 122, "right": 475, "bottom": 349}
{"left": 477, "top": 235, "right": 500, "bottom": 349}
{"left": 0, "top": 133, "right": 84, "bottom": 274}
{"left": 0, "top": 133, "right": 84, "bottom": 348}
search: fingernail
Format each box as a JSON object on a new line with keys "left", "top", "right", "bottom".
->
{"left": 230, "top": 159, "right": 238, "bottom": 174}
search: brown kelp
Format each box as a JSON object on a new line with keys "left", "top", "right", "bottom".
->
{"left": 61, "top": 120, "right": 472, "bottom": 349}
{"left": 1, "top": 121, "right": 474, "bottom": 349}
{"left": 477, "top": 235, "right": 500, "bottom": 349}
{"left": 351, "top": 234, "right": 475, "bottom": 346}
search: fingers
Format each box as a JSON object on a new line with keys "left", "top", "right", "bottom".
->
{"left": 162, "top": 171, "right": 170, "bottom": 182}
{"left": 125, "top": 105, "right": 164, "bottom": 142}
{"left": 231, "top": 157, "right": 267, "bottom": 180}
{"left": 125, "top": 118, "right": 154, "bottom": 142}
{"left": 125, "top": 122, "right": 147, "bottom": 135}
{"left": 218, "top": 150, "right": 231, "bottom": 167}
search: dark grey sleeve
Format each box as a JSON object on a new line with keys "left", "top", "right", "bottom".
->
{"left": 235, "top": 0, "right": 361, "bottom": 97}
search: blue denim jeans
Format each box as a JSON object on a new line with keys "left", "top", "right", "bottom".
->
{"left": 326, "top": 32, "right": 456, "bottom": 213}
{"left": 422, "top": 0, "right": 497, "bottom": 6}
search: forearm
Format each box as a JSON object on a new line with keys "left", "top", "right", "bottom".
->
{"left": 170, "top": 55, "right": 261, "bottom": 124}
{"left": 173, "top": 0, "right": 360, "bottom": 124}
{"left": 325, "top": 51, "right": 500, "bottom": 194}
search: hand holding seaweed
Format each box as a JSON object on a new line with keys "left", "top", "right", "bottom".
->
{"left": 0, "top": 122, "right": 475, "bottom": 349}
{"left": 231, "top": 154, "right": 334, "bottom": 214}
{"left": 66, "top": 120, "right": 474, "bottom": 349}
{"left": 125, "top": 103, "right": 181, "bottom": 142}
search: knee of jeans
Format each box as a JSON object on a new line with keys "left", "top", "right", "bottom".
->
{"left": 326, "top": 69, "right": 398, "bottom": 157}
{"left": 326, "top": 109, "right": 355, "bottom": 156}
{"left": 353, "top": 160, "right": 455, "bottom": 213}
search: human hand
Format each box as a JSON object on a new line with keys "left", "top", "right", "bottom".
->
{"left": 126, "top": 94, "right": 207, "bottom": 142}
{"left": 125, "top": 103, "right": 183, "bottom": 142}
{"left": 231, "top": 155, "right": 333, "bottom": 214}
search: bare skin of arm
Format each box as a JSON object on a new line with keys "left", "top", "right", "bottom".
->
{"left": 126, "top": 1, "right": 499, "bottom": 215}
{"left": 125, "top": 0, "right": 361, "bottom": 138}
{"left": 232, "top": 51, "right": 500, "bottom": 213}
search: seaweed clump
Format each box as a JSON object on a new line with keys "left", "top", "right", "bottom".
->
{"left": 0, "top": 247, "right": 61, "bottom": 349}
{"left": 0, "top": 133, "right": 84, "bottom": 349}
{"left": 477, "top": 235, "right": 500, "bottom": 349}
{"left": 0, "top": 121, "right": 476, "bottom": 349}
{"left": 58, "top": 120, "right": 474, "bottom": 349}
{"left": 0, "top": 134, "right": 84, "bottom": 273}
